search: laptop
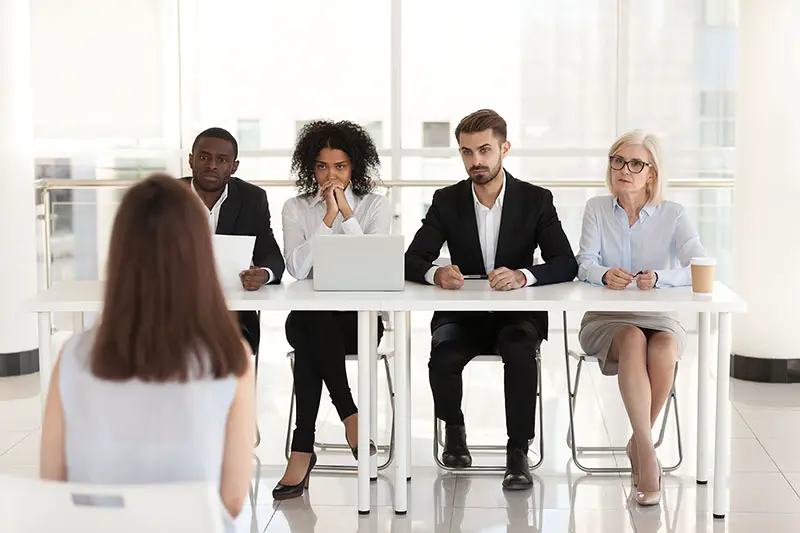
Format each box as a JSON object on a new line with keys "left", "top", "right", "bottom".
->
{"left": 312, "top": 234, "right": 405, "bottom": 291}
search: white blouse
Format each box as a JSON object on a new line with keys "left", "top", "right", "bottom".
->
{"left": 281, "top": 187, "right": 392, "bottom": 280}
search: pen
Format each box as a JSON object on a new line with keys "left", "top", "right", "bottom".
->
{"left": 463, "top": 274, "right": 488, "bottom": 280}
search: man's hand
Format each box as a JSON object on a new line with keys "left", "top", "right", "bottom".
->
{"left": 434, "top": 265, "right": 464, "bottom": 290}
{"left": 602, "top": 267, "right": 635, "bottom": 290}
{"left": 239, "top": 268, "right": 269, "bottom": 291}
{"left": 635, "top": 269, "right": 657, "bottom": 290}
{"left": 488, "top": 267, "right": 526, "bottom": 291}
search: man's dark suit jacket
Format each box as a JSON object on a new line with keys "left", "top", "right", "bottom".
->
{"left": 404, "top": 172, "right": 578, "bottom": 340}
{"left": 181, "top": 176, "right": 285, "bottom": 354}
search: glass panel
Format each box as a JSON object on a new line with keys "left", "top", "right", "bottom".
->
{"left": 182, "top": 0, "right": 391, "bottom": 149}
{"left": 626, "top": 0, "right": 738, "bottom": 156}
{"left": 30, "top": 0, "right": 169, "bottom": 148}
{"left": 401, "top": 0, "right": 618, "bottom": 149}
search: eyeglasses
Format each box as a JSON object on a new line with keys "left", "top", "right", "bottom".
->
{"left": 609, "top": 155, "right": 652, "bottom": 174}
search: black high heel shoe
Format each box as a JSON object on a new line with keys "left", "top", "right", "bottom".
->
{"left": 347, "top": 432, "right": 377, "bottom": 460}
{"left": 272, "top": 452, "right": 317, "bottom": 501}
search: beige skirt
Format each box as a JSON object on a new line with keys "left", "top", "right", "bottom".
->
{"left": 578, "top": 311, "right": 686, "bottom": 376}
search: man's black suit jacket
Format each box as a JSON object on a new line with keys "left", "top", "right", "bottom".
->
{"left": 181, "top": 177, "right": 285, "bottom": 354}
{"left": 404, "top": 172, "right": 578, "bottom": 340}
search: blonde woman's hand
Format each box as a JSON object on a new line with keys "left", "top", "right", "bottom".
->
{"left": 635, "top": 270, "right": 658, "bottom": 290}
{"left": 602, "top": 267, "right": 634, "bottom": 290}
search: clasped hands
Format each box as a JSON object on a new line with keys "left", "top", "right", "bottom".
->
{"left": 602, "top": 267, "right": 656, "bottom": 290}
{"left": 434, "top": 265, "right": 526, "bottom": 291}
{"left": 322, "top": 179, "right": 353, "bottom": 227}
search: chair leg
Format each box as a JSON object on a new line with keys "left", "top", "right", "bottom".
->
{"left": 382, "top": 355, "right": 396, "bottom": 457}
{"left": 254, "top": 348, "right": 261, "bottom": 448}
{"left": 531, "top": 355, "right": 544, "bottom": 470}
{"left": 288, "top": 353, "right": 397, "bottom": 473}
{"left": 563, "top": 307, "right": 684, "bottom": 473}
{"left": 378, "top": 355, "right": 396, "bottom": 470}
{"left": 432, "top": 352, "right": 545, "bottom": 473}
{"left": 284, "top": 358, "right": 295, "bottom": 462}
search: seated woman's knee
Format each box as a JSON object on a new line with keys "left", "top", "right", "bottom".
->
{"left": 613, "top": 325, "right": 647, "bottom": 347}
{"left": 286, "top": 311, "right": 337, "bottom": 347}
{"left": 647, "top": 331, "right": 678, "bottom": 361}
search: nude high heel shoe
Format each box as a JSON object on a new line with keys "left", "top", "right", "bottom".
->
{"left": 626, "top": 439, "right": 639, "bottom": 486}
{"left": 635, "top": 459, "right": 662, "bottom": 506}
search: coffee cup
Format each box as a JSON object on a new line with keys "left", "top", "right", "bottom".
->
{"left": 690, "top": 257, "right": 716, "bottom": 295}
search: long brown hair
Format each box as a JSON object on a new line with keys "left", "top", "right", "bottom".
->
{"left": 91, "top": 174, "right": 247, "bottom": 382}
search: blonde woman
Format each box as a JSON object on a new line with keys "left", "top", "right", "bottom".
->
{"left": 576, "top": 131, "right": 705, "bottom": 506}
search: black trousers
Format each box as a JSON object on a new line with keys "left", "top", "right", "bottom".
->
{"left": 429, "top": 312, "right": 541, "bottom": 449}
{"left": 286, "top": 311, "right": 385, "bottom": 453}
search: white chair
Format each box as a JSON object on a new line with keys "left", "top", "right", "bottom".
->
{"left": 433, "top": 351, "right": 545, "bottom": 472}
{"left": 561, "top": 311, "right": 684, "bottom": 474}
{"left": 283, "top": 344, "right": 396, "bottom": 473}
{"left": 0, "top": 475, "right": 224, "bottom": 533}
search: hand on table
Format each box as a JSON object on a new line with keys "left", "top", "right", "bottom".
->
{"left": 488, "top": 267, "right": 526, "bottom": 291}
{"left": 434, "top": 265, "right": 464, "bottom": 290}
{"left": 602, "top": 267, "right": 635, "bottom": 290}
{"left": 635, "top": 269, "right": 657, "bottom": 290}
{"left": 239, "top": 268, "right": 269, "bottom": 291}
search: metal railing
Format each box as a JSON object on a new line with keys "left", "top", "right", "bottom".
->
{"left": 35, "top": 177, "right": 735, "bottom": 289}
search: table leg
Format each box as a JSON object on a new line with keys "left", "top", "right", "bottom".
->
{"left": 713, "top": 312, "right": 733, "bottom": 519}
{"left": 405, "top": 311, "right": 411, "bottom": 480}
{"left": 38, "top": 312, "right": 53, "bottom": 416}
{"left": 357, "top": 311, "right": 371, "bottom": 515}
{"left": 369, "top": 312, "right": 378, "bottom": 480}
{"left": 393, "top": 310, "right": 408, "bottom": 514}
{"left": 696, "top": 311, "right": 711, "bottom": 484}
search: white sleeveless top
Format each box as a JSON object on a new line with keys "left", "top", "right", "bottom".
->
{"left": 58, "top": 329, "right": 238, "bottom": 527}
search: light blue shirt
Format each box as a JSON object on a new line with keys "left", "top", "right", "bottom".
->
{"left": 576, "top": 195, "right": 706, "bottom": 288}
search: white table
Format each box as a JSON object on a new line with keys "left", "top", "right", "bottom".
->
{"left": 29, "top": 279, "right": 746, "bottom": 518}
{"left": 377, "top": 280, "right": 745, "bottom": 519}
{"left": 29, "top": 280, "right": 392, "bottom": 516}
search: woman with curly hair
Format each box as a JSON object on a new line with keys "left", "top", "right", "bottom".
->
{"left": 273, "top": 120, "right": 391, "bottom": 500}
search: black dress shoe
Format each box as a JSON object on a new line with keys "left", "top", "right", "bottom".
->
{"left": 442, "top": 424, "right": 472, "bottom": 468}
{"left": 502, "top": 446, "right": 533, "bottom": 490}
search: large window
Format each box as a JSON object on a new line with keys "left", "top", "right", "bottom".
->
{"left": 31, "top": 0, "right": 738, "bottom": 284}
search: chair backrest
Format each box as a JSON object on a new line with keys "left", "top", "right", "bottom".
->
{"left": 0, "top": 475, "right": 225, "bottom": 533}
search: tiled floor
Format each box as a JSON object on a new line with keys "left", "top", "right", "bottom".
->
{"left": 2, "top": 314, "right": 800, "bottom": 532}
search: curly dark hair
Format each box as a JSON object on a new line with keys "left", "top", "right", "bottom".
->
{"left": 290, "top": 120, "right": 381, "bottom": 197}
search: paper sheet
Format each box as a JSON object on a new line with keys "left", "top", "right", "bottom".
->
{"left": 212, "top": 235, "right": 256, "bottom": 289}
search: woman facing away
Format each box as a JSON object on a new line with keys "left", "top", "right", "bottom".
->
{"left": 575, "top": 131, "right": 706, "bottom": 506}
{"left": 273, "top": 120, "right": 391, "bottom": 500}
{"left": 40, "top": 174, "right": 255, "bottom": 528}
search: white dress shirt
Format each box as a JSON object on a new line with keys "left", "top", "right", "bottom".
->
{"left": 190, "top": 180, "right": 274, "bottom": 283}
{"left": 191, "top": 180, "right": 228, "bottom": 233}
{"left": 576, "top": 195, "right": 706, "bottom": 288}
{"left": 424, "top": 171, "right": 536, "bottom": 286}
{"left": 281, "top": 186, "right": 392, "bottom": 280}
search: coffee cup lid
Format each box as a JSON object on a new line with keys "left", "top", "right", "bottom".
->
{"left": 691, "top": 257, "right": 716, "bottom": 266}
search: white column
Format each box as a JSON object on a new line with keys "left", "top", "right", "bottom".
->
{"left": 0, "top": 0, "right": 39, "bottom": 376}
{"left": 733, "top": 0, "right": 800, "bottom": 381}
